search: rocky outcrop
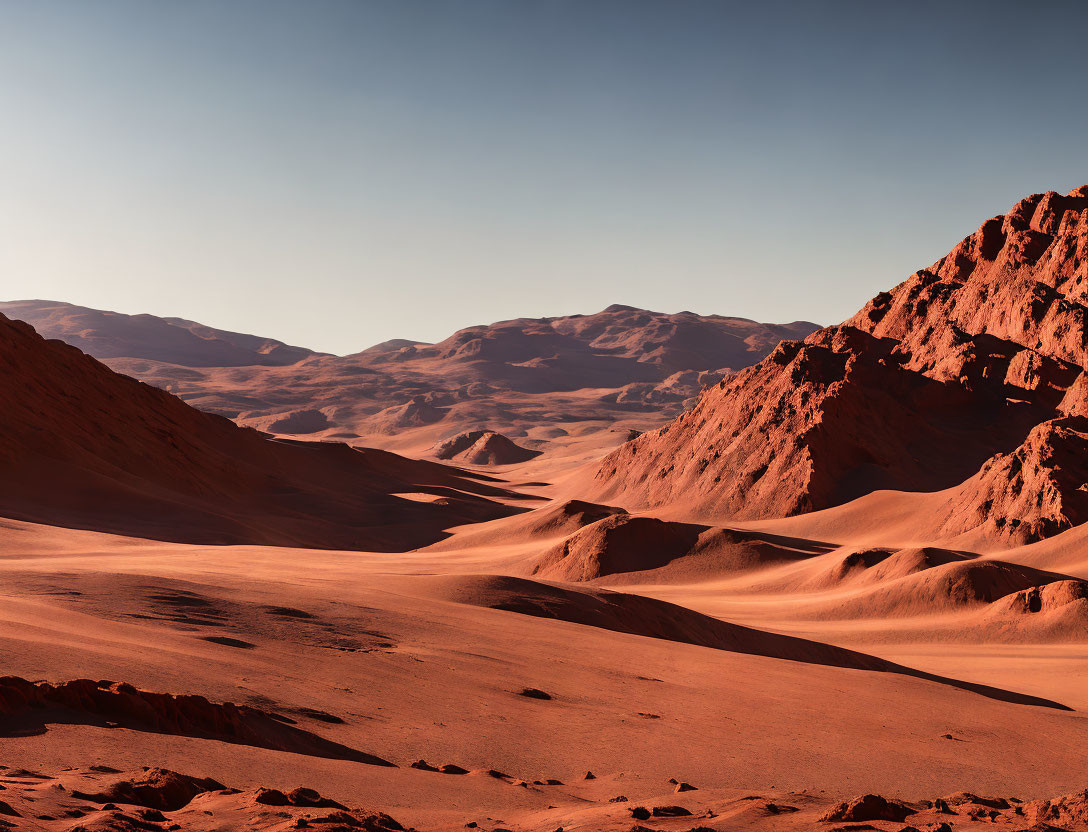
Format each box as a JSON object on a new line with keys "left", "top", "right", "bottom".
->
{"left": 1, "top": 763, "right": 407, "bottom": 832}
{"left": 820, "top": 794, "right": 916, "bottom": 822}
{"left": 594, "top": 187, "right": 1088, "bottom": 545}
{"left": 935, "top": 416, "right": 1088, "bottom": 542}
{"left": 595, "top": 326, "right": 1034, "bottom": 519}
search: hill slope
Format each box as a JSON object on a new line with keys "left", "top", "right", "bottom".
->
{"left": 0, "top": 299, "right": 319, "bottom": 367}
{"left": 0, "top": 312, "right": 519, "bottom": 549}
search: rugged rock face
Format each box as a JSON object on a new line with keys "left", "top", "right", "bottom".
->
{"left": 848, "top": 187, "right": 1088, "bottom": 371}
{"left": 1023, "top": 788, "right": 1088, "bottom": 829}
{"left": 595, "top": 326, "right": 1037, "bottom": 520}
{"left": 935, "top": 416, "right": 1088, "bottom": 541}
{"left": 594, "top": 186, "right": 1088, "bottom": 544}
{"left": 0, "top": 313, "right": 519, "bottom": 549}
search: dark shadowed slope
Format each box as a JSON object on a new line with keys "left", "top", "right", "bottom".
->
{"left": 417, "top": 574, "right": 1071, "bottom": 709}
{"left": 0, "top": 312, "right": 522, "bottom": 549}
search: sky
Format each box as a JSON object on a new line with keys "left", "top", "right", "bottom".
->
{"left": 1, "top": 1, "right": 1087, "bottom": 355}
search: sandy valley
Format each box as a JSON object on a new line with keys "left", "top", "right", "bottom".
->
{"left": 2, "top": 187, "right": 1088, "bottom": 832}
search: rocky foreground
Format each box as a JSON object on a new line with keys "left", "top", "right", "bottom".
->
{"left": 0, "top": 763, "right": 1085, "bottom": 832}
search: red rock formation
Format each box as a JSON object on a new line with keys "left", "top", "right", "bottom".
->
{"left": 595, "top": 326, "right": 1035, "bottom": 519}
{"left": 820, "top": 794, "right": 916, "bottom": 822}
{"left": 935, "top": 416, "right": 1088, "bottom": 541}
{"left": 594, "top": 187, "right": 1088, "bottom": 544}
{"left": 1024, "top": 789, "right": 1088, "bottom": 829}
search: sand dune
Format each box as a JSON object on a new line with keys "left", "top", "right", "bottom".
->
{"left": 977, "top": 579, "right": 1088, "bottom": 641}
{"left": 778, "top": 558, "right": 1077, "bottom": 620}
{"left": 409, "top": 572, "right": 1076, "bottom": 708}
{"left": 433, "top": 429, "right": 542, "bottom": 465}
{"left": 530, "top": 513, "right": 828, "bottom": 582}
{"left": 1, "top": 522, "right": 1087, "bottom": 832}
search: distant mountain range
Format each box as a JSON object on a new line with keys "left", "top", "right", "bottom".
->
{"left": 0, "top": 309, "right": 521, "bottom": 548}
{"left": 1, "top": 299, "right": 818, "bottom": 458}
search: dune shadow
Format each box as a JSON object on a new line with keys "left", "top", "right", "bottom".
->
{"left": 433, "top": 574, "right": 1072, "bottom": 711}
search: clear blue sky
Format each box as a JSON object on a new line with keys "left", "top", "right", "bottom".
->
{"left": 1, "top": 0, "right": 1086, "bottom": 354}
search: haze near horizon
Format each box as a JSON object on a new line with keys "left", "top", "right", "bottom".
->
{"left": 1, "top": 0, "right": 1087, "bottom": 353}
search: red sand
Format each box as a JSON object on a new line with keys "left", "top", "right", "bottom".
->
{"left": 2, "top": 188, "right": 1088, "bottom": 830}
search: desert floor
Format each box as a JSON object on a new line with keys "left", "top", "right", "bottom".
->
{"left": 2, "top": 458, "right": 1086, "bottom": 831}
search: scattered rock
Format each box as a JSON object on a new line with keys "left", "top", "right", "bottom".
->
{"left": 69, "top": 768, "right": 227, "bottom": 811}
{"left": 254, "top": 788, "right": 290, "bottom": 806}
{"left": 518, "top": 688, "right": 552, "bottom": 700}
{"left": 946, "top": 792, "right": 1011, "bottom": 810}
{"left": 651, "top": 805, "right": 693, "bottom": 817}
{"left": 765, "top": 803, "right": 798, "bottom": 814}
{"left": 821, "top": 795, "right": 917, "bottom": 823}
{"left": 287, "top": 787, "right": 346, "bottom": 809}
